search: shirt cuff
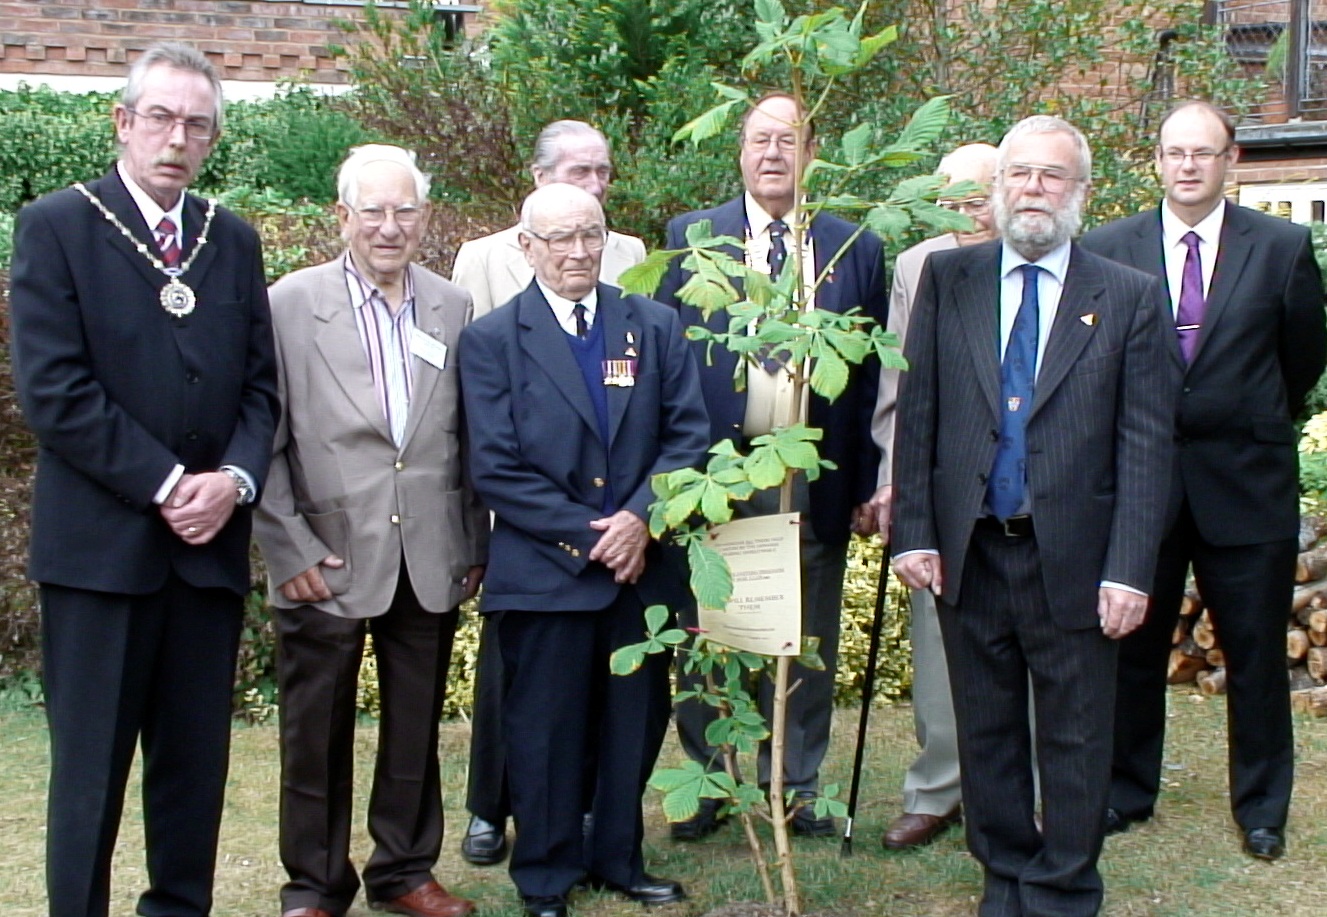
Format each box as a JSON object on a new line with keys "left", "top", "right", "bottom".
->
{"left": 153, "top": 464, "right": 185, "bottom": 505}
{"left": 1100, "top": 580, "right": 1147, "bottom": 597}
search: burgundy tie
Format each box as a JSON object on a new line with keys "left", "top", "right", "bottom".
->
{"left": 1176, "top": 231, "right": 1205, "bottom": 364}
{"left": 156, "top": 217, "right": 180, "bottom": 268}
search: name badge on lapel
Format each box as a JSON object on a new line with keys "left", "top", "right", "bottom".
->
{"left": 409, "top": 326, "right": 448, "bottom": 370}
{"left": 603, "top": 359, "right": 637, "bottom": 387}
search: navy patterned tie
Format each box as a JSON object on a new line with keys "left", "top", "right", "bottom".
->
{"left": 573, "top": 302, "right": 589, "bottom": 339}
{"left": 987, "top": 263, "right": 1040, "bottom": 521}
{"left": 767, "top": 219, "right": 788, "bottom": 279}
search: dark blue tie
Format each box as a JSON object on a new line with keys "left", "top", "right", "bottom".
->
{"left": 987, "top": 263, "right": 1041, "bottom": 521}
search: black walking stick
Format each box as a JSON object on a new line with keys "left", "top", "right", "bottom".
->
{"left": 840, "top": 540, "right": 891, "bottom": 857}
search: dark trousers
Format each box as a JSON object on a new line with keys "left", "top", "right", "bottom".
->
{"left": 464, "top": 615, "right": 510, "bottom": 824}
{"left": 1111, "top": 500, "right": 1295, "bottom": 830}
{"left": 41, "top": 575, "right": 242, "bottom": 917}
{"left": 275, "top": 572, "right": 459, "bottom": 914}
{"left": 675, "top": 479, "right": 847, "bottom": 790}
{"left": 498, "top": 591, "right": 672, "bottom": 900}
{"left": 940, "top": 526, "right": 1116, "bottom": 917}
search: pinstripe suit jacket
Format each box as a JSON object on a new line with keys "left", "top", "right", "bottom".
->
{"left": 891, "top": 240, "right": 1178, "bottom": 629}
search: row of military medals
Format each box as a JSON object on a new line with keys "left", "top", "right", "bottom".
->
{"left": 74, "top": 182, "right": 217, "bottom": 317}
{"left": 603, "top": 332, "right": 638, "bottom": 387}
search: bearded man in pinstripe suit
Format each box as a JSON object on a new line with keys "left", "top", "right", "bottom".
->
{"left": 891, "top": 116, "right": 1177, "bottom": 917}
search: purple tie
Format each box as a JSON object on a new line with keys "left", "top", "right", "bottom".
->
{"left": 1176, "top": 231, "right": 1205, "bottom": 364}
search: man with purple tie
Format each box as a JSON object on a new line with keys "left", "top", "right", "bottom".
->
{"left": 1082, "top": 100, "right": 1327, "bottom": 861}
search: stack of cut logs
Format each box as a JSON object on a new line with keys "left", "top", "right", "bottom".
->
{"left": 1167, "top": 515, "right": 1327, "bottom": 717}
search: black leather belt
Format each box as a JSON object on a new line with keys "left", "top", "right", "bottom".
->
{"left": 977, "top": 514, "right": 1034, "bottom": 538}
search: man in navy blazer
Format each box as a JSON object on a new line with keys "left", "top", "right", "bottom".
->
{"left": 654, "top": 92, "right": 887, "bottom": 839}
{"left": 1081, "top": 101, "right": 1327, "bottom": 860}
{"left": 458, "top": 183, "right": 709, "bottom": 917}
{"left": 893, "top": 116, "right": 1176, "bottom": 916}
{"left": 9, "top": 44, "right": 278, "bottom": 916}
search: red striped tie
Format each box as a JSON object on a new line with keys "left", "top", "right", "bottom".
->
{"left": 155, "top": 217, "right": 180, "bottom": 268}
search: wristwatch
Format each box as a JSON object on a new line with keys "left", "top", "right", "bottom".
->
{"left": 221, "top": 467, "right": 255, "bottom": 506}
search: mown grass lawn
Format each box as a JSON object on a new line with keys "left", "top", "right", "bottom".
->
{"left": 0, "top": 691, "right": 1322, "bottom": 916}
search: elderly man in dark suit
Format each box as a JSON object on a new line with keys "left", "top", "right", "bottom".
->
{"left": 449, "top": 118, "right": 646, "bottom": 868}
{"left": 8, "top": 42, "right": 278, "bottom": 917}
{"left": 1081, "top": 100, "right": 1326, "bottom": 861}
{"left": 655, "top": 91, "right": 887, "bottom": 840}
{"left": 458, "top": 182, "right": 709, "bottom": 917}
{"left": 892, "top": 115, "right": 1176, "bottom": 917}
{"left": 254, "top": 144, "right": 488, "bottom": 917}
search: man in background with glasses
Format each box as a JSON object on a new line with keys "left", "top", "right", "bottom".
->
{"left": 1082, "top": 100, "right": 1326, "bottom": 861}
{"left": 9, "top": 42, "right": 279, "bottom": 916}
{"left": 892, "top": 116, "right": 1175, "bottom": 916}
{"left": 254, "top": 144, "right": 488, "bottom": 917}
{"left": 869, "top": 143, "right": 999, "bottom": 851}
{"left": 458, "top": 182, "right": 708, "bottom": 917}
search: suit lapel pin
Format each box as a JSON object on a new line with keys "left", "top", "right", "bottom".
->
{"left": 1079, "top": 313, "right": 1098, "bottom": 326}
{"left": 625, "top": 331, "right": 638, "bottom": 358}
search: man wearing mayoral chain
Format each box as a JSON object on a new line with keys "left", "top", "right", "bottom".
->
{"left": 9, "top": 42, "right": 278, "bottom": 917}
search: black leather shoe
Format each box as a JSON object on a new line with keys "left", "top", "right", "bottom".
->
{"left": 586, "top": 874, "right": 686, "bottom": 906}
{"left": 460, "top": 815, "right": 508, "bottom": 866}
{"left": 520, "top": 895, "right": 567, "bottom": 917}
{"left": 669, "top": 797, "right": 727, "bottom": 841}
{"left": 1243, "top": 827, "right": 1285, "bottom": 861}
{"left": 790, "top": 791, "right": 836, "bottom": 838}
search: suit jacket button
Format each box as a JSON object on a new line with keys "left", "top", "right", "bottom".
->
{"left": 390, "top": 514, "right": 401, "bottom": 525}
{"left": 978, "top": 473, "right": 988, "bottom": 484}
{"left": 593, "top": 477, "right": 605, "bottom": 487}
{"left": 185, "top": 371, "right": 200, "bottom": 384}
{"left": 989, "top": 430, "right": 999, "bottom": 442}
{"left": 185, "top": 430, "right": 199, "bottom": 441}
{"left": 394, "top": 461, "right": 405, "bottom": 471}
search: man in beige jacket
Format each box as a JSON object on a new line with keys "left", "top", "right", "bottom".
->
{"left": 452, "top": 120, "right": 644, "bottom": 319}
{"left": 255, "top": 144, "right": 488, "bottom": 917}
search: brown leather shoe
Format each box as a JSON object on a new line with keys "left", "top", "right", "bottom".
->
{"left": 370, "top": 880, "right": 475, "bottom": 917}
{"left": 882, "top": 807, "right": 961, "bottom": 850}
{"left": 281, "top": 909, "right": 335, "bottom": 917}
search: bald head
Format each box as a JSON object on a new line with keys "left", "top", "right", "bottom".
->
{"left": 938, "top": 143, "right": 999, "bottom": 246}
{"left": 519, "top": 183, "right": 607, "bottom": 302}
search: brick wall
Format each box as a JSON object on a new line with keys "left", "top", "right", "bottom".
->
{"left": 0, "top": 0, "right": 486, "bottom": 88}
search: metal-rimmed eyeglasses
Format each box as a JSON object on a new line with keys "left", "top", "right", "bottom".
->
{"left": 1001, "top": 164, "right": 1082, "bottom": 192}
{"left": 1159, "top": 147, "right": 1230, "bottom": 165}
{"left": 938, "top": 197, "right": 991, "bottom": 214}
{"left": 126, "top": 107, "right": 216, "bottom": 141}
{"left": 352, "top": 206, "right": 425, "bottom": 228}
{"left": 522, "top": 226, "right": 609, "bottom": 254}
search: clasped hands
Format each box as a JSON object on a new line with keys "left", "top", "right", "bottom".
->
{"left": 159, "top": 471, "right": 236, "bottom": 546}
{"left": 589, "top": 509, "right": 648, "bottom": 584}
